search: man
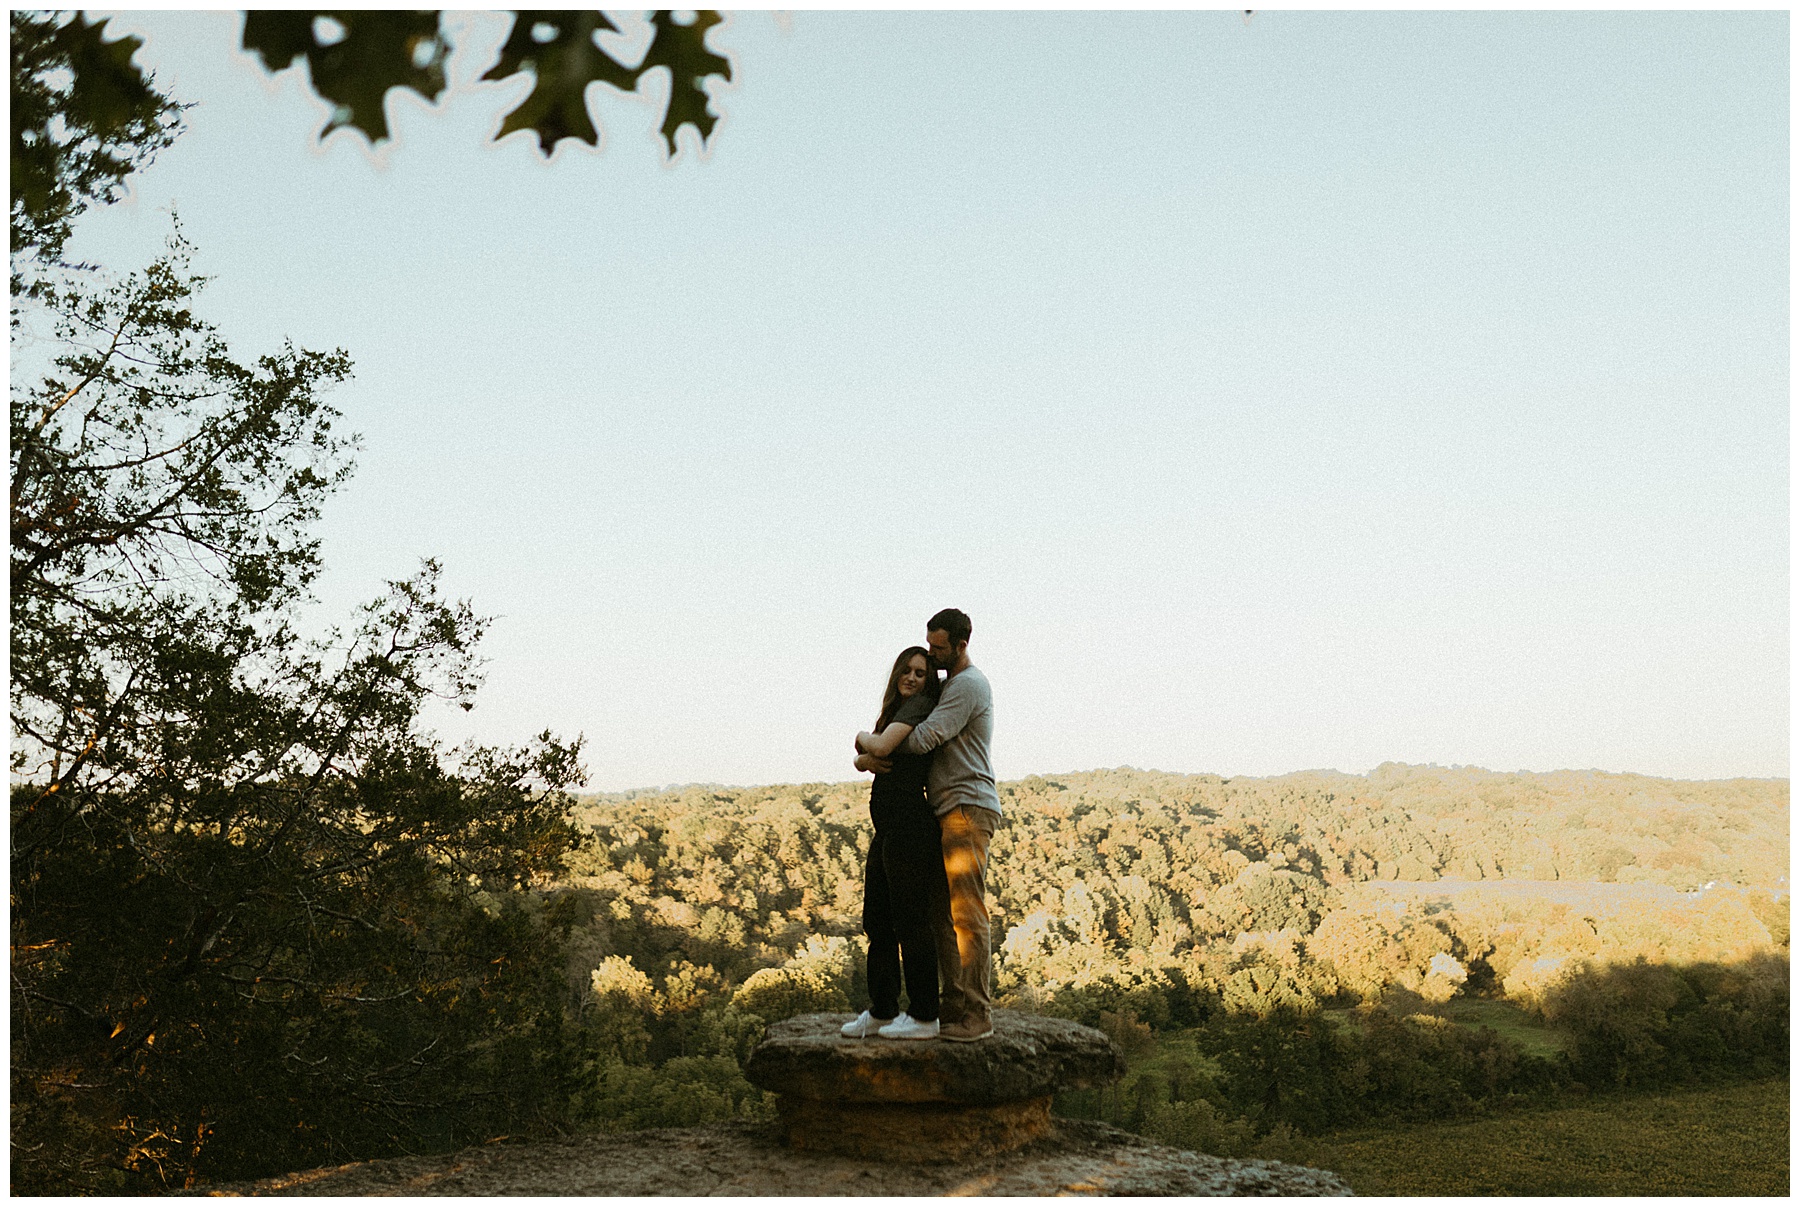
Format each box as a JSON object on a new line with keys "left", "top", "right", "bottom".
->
{"left": 857, "top": 607, "right": 999, "bottom": 1042}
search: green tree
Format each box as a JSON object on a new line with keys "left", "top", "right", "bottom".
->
{"left": 9, "top": 223, "right": 591, "bottom": 1191}
{"left": 1544, "top": 955, "right": 1790, "bottom": 1089}
{"left": 10, "top": 11, "right": 184, "bottom": 261}
{"left": 1197, "top": 1009, "right": 1360, "bottom": 1133}
{"left": 10, "top": 17, "right": 594, "bottom": 1192}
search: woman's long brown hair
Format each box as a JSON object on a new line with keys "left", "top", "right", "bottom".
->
{"left": 876, "top": 646, "right": 940, "bottom": 732}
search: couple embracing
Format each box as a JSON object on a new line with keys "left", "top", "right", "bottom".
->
{"left": 841, "top": 608, "right": 999, "bottom": 1044}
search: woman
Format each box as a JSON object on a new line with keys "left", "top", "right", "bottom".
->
{"left": 839, "top": 646, "right": 953, "bottom": 1040}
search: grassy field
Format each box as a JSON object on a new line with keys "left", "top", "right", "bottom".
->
{"left": 1437, "top": 995, "right": 1567, "bottom": 1059}
{"left": 1319, "top": 996, "right": 1568, "bottom": 1059}
{"left": 1277, "top": 1078, "right": 1789, "bottom": 1195}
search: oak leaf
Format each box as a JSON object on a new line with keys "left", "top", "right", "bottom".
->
{"left": 242, "top": 10, "right": 451, "bottom": 145}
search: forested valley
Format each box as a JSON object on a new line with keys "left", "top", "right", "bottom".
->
{"left": 554, "top": 766, "right": 1787, "bottom": 1154}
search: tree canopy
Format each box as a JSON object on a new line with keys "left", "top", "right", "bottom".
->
{"left": 237, "top": 9, "right": 733, "bottom": 156}
{"left": 9, "top": 204, "right": 596, "bottom": 1194}
{"left": 10, "top": 10, "right": 734, "bottom": 261}
{"left": 9, "top": 11, "right": 185, "bottom": 261}
{"left": 10, "top": 13, "right": 592, "bottom": 1191}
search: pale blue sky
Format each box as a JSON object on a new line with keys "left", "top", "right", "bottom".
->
{"left": 66, "top": 9, "right": 1788, "bottom": 788}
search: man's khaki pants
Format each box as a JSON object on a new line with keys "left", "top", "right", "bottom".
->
{"left": 932, "top": 804, "right": 998, "bottom": 1025}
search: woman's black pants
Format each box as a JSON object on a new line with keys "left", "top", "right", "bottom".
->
{"left": 862, "top": 805, "right": 949, "bottom": 1022}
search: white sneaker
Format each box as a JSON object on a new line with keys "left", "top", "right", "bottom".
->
{"left": 877, "top": 1012, "right": 939, "bottom": 1040}
{"left": 840, "top": 1010, "right": 894, "bottom": 1038}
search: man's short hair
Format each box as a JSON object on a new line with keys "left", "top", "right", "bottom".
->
{"left": 927, "top": 608, "right": 972, "bottom": 647}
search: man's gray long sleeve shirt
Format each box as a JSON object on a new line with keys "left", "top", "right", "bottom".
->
{"left": 901, "top": 664, "right": 1001, "bottom": 817}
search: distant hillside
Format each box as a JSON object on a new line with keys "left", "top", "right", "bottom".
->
{"left": 575, "top": 761, "right": 1789, "bottom": 900}
{"left": 993, "top": 762, "right": 1788, "bottom": 889}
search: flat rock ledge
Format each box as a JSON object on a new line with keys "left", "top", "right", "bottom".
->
{"left": 744, "top": 1009, "right": 1125, "bottom": 1161}
{"left": 194, "top": 1118, "right": 1353, "bottom": 1196}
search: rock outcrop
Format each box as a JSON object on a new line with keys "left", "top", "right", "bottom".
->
{"left": 196, "top": 1009, "right": 1354, "bottom": 1195}
{"left": 196, "top": 1119, "right": 1353, "bottom": 1196}
{"left": 744, "top": 1009, "right": 1123, "bottom": 1161}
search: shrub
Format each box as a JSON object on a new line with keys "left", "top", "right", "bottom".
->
{"left": 1544, "top": 954, "right": 1789, "bottom": 1088}
{"left": 1353, "top": 1008, "right": 1556, "bottom": 1119}
{"left": 585, "top": 1056, "right": 773, "bottom": 1130}
{"left": 1197, "top": 1008, "right": 1362, "bottom": 1133}
{"left": 1142, "top": 1097, "right": 1259, "bottom": 1157}
{"left": 731, "top": 965, "right": 848, "bottom": 1021}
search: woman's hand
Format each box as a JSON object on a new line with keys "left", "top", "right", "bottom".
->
{"left": 855, "top": 752, "right": 892, "bottom": 775}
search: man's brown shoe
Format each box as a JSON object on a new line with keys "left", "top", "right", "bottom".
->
{"left": 938, "top": 1016, "right": 993, "bottom": 1043}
